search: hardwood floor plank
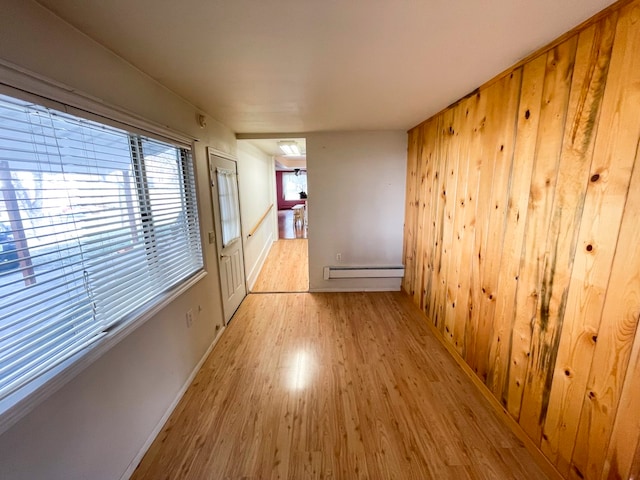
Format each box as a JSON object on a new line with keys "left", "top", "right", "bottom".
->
{"left": 278, "top": 209, "right": 308, "bottom": 240}
{"left": 131, "top": 292, "right": 550, "bottom": 480}
{"left": 252, "top": 239, "right": 309, "bottom": 292}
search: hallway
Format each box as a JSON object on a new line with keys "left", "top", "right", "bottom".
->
{"left": 252, "top": 239, "right": 309, "bottom": 293}
{"left": 132, "top": 292, "right": 549, "bottom": 479}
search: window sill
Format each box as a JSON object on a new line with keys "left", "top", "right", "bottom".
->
{"left": 0, "top": 269, "right": 208, "bottom": 436}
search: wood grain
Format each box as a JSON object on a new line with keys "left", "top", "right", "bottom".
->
{"left": 247, "top": 204, "right": 273, "bottom": 238}
{"left": 507, "top": 38, "right": 577, "bottom": 421}
{"left": 518, "top": 16, "right": 616, "bottom": 444}
{"left": 440, "top": 106, "right": 461, "bottom": 340}
{"left": 472, "top": 70, "right": 521, "bottom": 383}
{"left": 418, "top": 121, "right": 439, "bottom": 312}
{"left": 569, "top": 140, "right": 640, "bottom": 480}
{"left": 251, "top": 239, "right": 309, "bottom": 292}
{"left": 413, "top": 125, "right": 429, "bottom": 309}
{"left": 540, "top": 10, "right": 638, "bottom": 476}
{"left": 443, "top": 95, "right": 473, "bottom": 353}
{"left": 453, "top": 92, "right": 487, "bottom": 357}
{"left": 131, "top": 292, "right": 550, "bottom": 480}
{"left": 402, "top": 129, "right": 420, "bottom": 297}
{"left": 464, "top": 82, "right": 498, "bottom": 372}
{"left": 426, "top": 115, "right": 446, "bottom": 328}
{"left": 486, "top": 54, "right": 546, "bottom": 404}
{"left": 402, "top": 1, "right": 640, "bottom": 479}
{"left": 603, "top": 289, "right": 640, "bottom": 480}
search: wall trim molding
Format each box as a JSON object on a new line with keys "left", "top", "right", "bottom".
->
{"left": 246, "top": 232, "right": 274, "bottom": 291}
{"left": 408, "top": 291, "right": 564, "bottom": 480}
{"left": 309, "top": 287, "right": 402, "bottom": 293}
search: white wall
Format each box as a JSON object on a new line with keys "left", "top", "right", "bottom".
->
{"left": 0, "top": 2, "right": 410, "bottom": 478}
{"left": 306, "top": 131, "right": 407, "bottom": 292}
{"left": 237, "top": 141, "right": 277, "bottom": 289}
{"left": 0, "top": 1, "right": 234, "bottom": 479}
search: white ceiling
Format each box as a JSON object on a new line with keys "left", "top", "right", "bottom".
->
{"left": 244, "top": 138, "right": 306, "bottom": 158}
{"left": 240, "top": 138, "right": 307, "bottom": 169}
{"left": 36, "top": 0, "right": 616, "bottom": 134}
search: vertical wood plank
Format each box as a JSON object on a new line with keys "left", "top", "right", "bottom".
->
{"left": 506, "top": 38, "right": 578, "bottom": 420}
{"left": 569, "top": 139, "right": 640, "bottom": 480}
{"left": 487, "top": 54, "right": 546, "bottom": 403}
{"left": 403, "top": 2, "right": 640, "bottom": 479}
{"left": 427, "top": 115, "right": 448, "bottom": 329}
{"left": 464, "top": 85, "right": 499, "bottom": 370}
{"left": 402, "top": 128, "right": 420, "bottom": 296}
{"left": 630, "top": 440, "right": 640, "bottom": 480}
{"left": 472, "top": 70, "right": 522, "bottom": 383}
{"left": 412, "top": 125, "right": 428, "bottom": 308}
{"left": 443, "top": 96, "right": 473, "bottom": 349}
{"left": 541, "top": 8, "right": 640, "bottom": 476}
{"left": 603, "top": 281, "right": 640, "bottom": 480}
{"left": 453, "top": 91, "right": 487, "bottom": 357}
{"left": 434, "top": 108, "right": 458, "bottom": 333}
{"left": 440, "top": 104, "right": 463, "bottom": 342}
{"left": 424, "top": 117, "right": 443, "bottom": 324}
{"left": 419, "top": 120, "right": 440, "bottom": 313}
{"left": 518, "top": 16, "right": 616, "bottom": 444}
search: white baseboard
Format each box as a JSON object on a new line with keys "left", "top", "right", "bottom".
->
{"left": 309, "top": 287, "right": 402, "bottom": 293}
{"left": 246, "top": 233, "right": 274, "bottom": 290}
{"left": 120, "top": 326, "right": 226, "bottom": 480}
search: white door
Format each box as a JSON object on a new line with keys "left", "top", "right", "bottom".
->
{"left": 209, "top": 151, "right": 246, "bottom": 323}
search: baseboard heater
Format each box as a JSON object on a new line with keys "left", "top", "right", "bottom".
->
{"left": 323, "top": 265, "right": 405, "bottom": 280}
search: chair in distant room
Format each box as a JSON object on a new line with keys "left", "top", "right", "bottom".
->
{"left": 292, "top": 204, "right": 305, "bottom": 228}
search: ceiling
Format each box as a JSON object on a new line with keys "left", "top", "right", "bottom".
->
{"left": 36, "top": 0, "right": 616, "bottom": 134}
{"left": 240, "top": 138, "right": 307, "bottom": 169}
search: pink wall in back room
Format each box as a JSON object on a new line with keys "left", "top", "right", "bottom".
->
{"left": 276, "top": 170, "right": 306, "bottom": 210}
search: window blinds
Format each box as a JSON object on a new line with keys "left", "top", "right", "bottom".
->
{"left": 0, "top": 93, "right": 203, "bottom": 400}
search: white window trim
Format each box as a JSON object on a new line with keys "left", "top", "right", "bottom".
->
{"left": 0, "top": 58, "right": 197, "bottom": 148}
{"left": 0, "top": 59, "right": 208, "bottom": 435}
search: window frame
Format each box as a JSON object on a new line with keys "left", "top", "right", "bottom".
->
{"left": 0, "top": 65, "right": 207, "bottom": 435}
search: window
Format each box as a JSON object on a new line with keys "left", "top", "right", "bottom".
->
{"left": 216, "top": 167, "right": 241, "bottom": 247}
{"left": 282, "top": 171, "right": 307, "bottom": 200}
{"left": 0, "top": 93, "right": 202, "bottom": 400}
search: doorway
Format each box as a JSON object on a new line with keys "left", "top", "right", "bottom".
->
{"left": 237, "top": 137, "right": 309, "bottom": 293}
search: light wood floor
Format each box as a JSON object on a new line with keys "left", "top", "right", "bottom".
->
{"left": 278, "top": 209, "right": 307, "bottom": 239}
{"left": 252, "top": 239, "right": 309, "bottom": 292}
{"left": 132, "top": 292, "right": 548, "bottom": 480}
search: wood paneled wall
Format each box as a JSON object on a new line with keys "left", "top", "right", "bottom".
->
{"left": 402, "top": 1, "right": 640, "bottom": 479}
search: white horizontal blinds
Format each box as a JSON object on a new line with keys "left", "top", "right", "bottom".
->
{"left": 0, "top": 93, "right": 203, "bottom": 400}
{"left": 82, "top": 134, "right": 152, "bottom": 330}
{"left": 92, "top": 137, "right": 204, "bottom": 329}
{"left": 216, "top": 167, "right": 241, "bottom": 247}
{"left": 143, "top": 143, "right": 202, "bottom": 283}
{"left": 0, "top": 95, "right": 108, "bottom": 398}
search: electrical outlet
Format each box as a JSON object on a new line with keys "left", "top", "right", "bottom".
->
{"left": 186, "top": 309, "right": 193, "bottom": 328}
{"left": 336, "top": 253, "right": 342, "bottom": 262}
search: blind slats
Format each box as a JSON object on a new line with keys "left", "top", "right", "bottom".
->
{"left": 0, "top": 93, "right": 203, "bottom": 401}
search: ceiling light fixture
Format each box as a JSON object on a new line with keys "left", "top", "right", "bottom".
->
{"left": 278, "top": 140, "right": 301, "bottom": 156}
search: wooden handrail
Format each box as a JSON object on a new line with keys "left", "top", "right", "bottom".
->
{"left": 247, "top": 204, "right": 273, "bottom": 238}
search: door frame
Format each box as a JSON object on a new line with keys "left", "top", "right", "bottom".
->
{"left": 207, "top": 147, "right": 248, "bottom": 325}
